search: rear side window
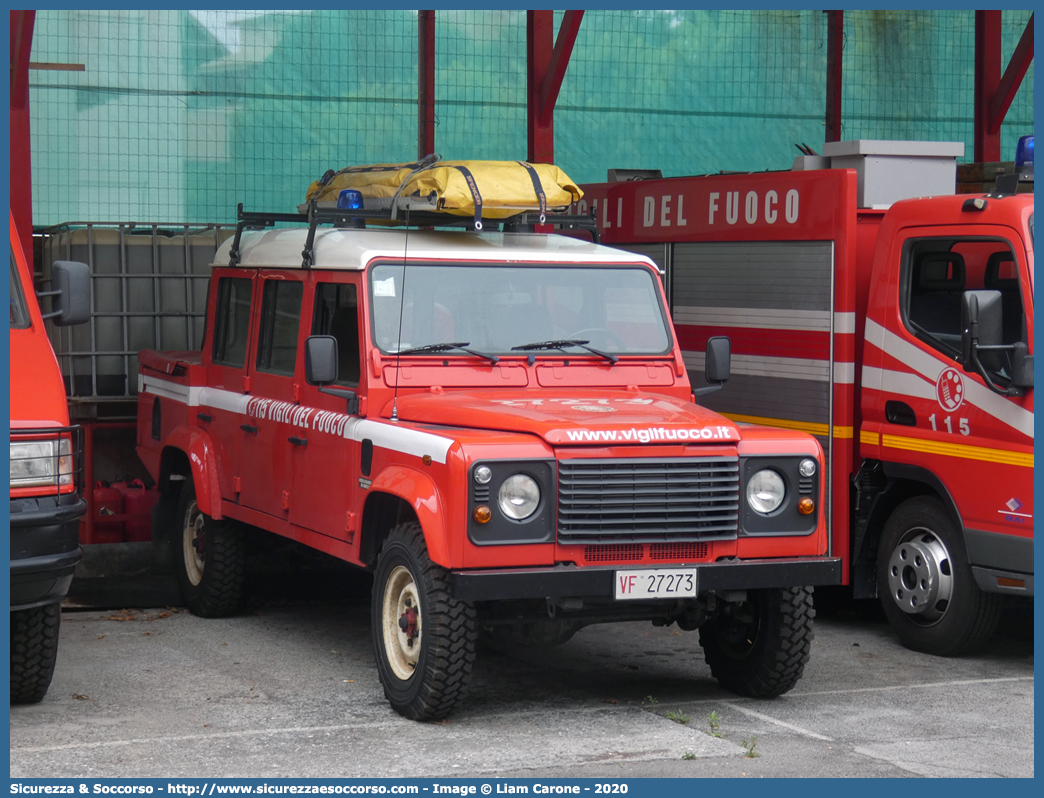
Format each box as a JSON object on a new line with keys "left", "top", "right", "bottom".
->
{"left": 211, "top": 277, "right": 252, "bottom": 367}
{"left": 10, "top": 251, "right": 30, "bottom": 329}
{"left": 313, "top": 282, "right": 361, "bottom": 385}
{"left": 256, "top": 278, "right": 303, "bottom": 376}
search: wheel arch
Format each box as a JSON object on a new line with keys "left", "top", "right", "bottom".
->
{"left": 159, "top": 426, "right": 223, "bottom": 519}
{"left": 360, "top": 464, "right": 450, "bottom": 569}
{"left": 852, "top": 461, "right": 964, "bottom": 598}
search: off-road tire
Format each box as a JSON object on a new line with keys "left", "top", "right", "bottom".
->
{"left": 699, "top": 586, "right": 814, "bottom": 698}
{"left": 11, "top": 603, "right": 61, "bottom": 704}
{"left": 877, "top": 496, "right": 1002, "bottom": 656}
{"left": 371, "top": 523, "right": 477, "bottom": 721}
{"left": 175, "top": 481, "right": 246, "bottom": 618}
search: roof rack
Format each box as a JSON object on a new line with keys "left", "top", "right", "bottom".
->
{"left": 227, "top": 201, "right": 600, "bottom": 268}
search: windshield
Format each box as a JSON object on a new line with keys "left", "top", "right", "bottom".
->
{"left": 369, "top": 263, "right": 671, "bottom": 356}
{"left": 10, "top": 249, "right": 30, "bottom": 329}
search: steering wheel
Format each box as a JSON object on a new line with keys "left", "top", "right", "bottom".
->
{"left": 569, "top": 327, "right": 627, "bottom": 351}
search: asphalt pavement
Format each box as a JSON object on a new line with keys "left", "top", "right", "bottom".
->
{"left": 9, "top": 557, "right": 1034, "bottom": 779}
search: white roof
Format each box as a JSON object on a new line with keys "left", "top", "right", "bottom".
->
{"left": 213, "top": 226, "right": 654, "bottom": 271}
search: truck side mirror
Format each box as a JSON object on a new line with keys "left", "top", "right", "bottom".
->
{"left": 695, "top": 336, "right": 731, "bottom": 397}
{"left": 305, "top": 335, "right": 339, "bottom": 386}
{"left": 960, "top": 290, "right": 1028, "bottom": 396}
{"left": 1010, "top": 342, "right": 1034, "bottom": 389}
{"left": 305, "top": 334, "right": 360, "bottom": 413}
{"left": 39, "top": 261, "right": 91, "bottom": 326}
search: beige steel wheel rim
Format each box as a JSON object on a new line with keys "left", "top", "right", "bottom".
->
{"left": 381, "top": 565, "right": 422, "bottom": 681}
{"left": 183, "top": 500, "right": 205, "bottom": 587}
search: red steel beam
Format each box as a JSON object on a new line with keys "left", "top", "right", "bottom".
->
{"left": 527, "top": 11, "right": 555, "bottom": 163}
{"left": 824, "top": 11, "right": 844, "bottom": 143}
{"left": 417, "top": 10, "right": 436, "bottom": 159}
{"left": 536, "top": 10, "right": 584, "bottom": 128}
{"left": 987, "top": 13, "right": 1033, "bottom": 135}
{"left": 974, "top": 10, "right": 1002, "bottom": 163}
{"left": 10, "top": 10, "right": 36, "bottom": 258}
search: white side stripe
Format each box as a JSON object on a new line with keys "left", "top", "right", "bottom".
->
{"left": 140, "top": 378, "right": 454, "bottom": 464}
{"left": 861, "top": 366, "right": 936, "bottom": 401}
{"left": 685, "top": 351, "right": 832, "bottom": 383}
{"left": 673, "top": 306, "right": 831, "bottom": 332}
{"left": 864, "top": 318, "right": 1034, "bottom": 439}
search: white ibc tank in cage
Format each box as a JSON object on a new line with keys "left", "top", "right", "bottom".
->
{"left": 39, "top": 224, "right": 234, "bottom": 398}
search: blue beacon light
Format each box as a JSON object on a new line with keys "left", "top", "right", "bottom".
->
{"left": 337, "top": 189, "right": 364, "bottom": 211}
{"left": 1015, "top": 135, "right": 1033, "bottom": 170}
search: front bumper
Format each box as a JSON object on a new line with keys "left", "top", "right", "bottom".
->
{"left": 10, "top": 494, "right": 86, "bottom": 611}
{"left": 451, "top": 556, "right": 842, "bottom": 602}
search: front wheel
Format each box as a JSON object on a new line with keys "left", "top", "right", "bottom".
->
{"left": 175, "top": 481, "right": 246, "bottom": 618}
{"left": 10, "top": 603, "right": 61, "bottom": 704}
{"left": 699, "top": 586, "right": 814, "bottom": 698}
{"left": 371, "top": 523, "right": 477, "bottom": 721}
{"left": 877, "top": 497, "right": 1001, "bottom": 655}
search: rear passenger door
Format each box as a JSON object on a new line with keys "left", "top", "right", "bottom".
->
{"left": 240, "top": 272, "right": 305, "bottom": 519}
{"left": 291, "top": 276, "right": 364, "bottom": 547}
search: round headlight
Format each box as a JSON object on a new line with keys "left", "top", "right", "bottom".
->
{"left": 474, "top": 465, "right": 492, "bottom": 484}
{"left": 498, "top": 474, "right": 540, "bottom": 520}
{"left": 799, "top": 458, "right": 817, "bottom": 478}
{"left": 747, "top": 469, "right": 785, "bottom": 514}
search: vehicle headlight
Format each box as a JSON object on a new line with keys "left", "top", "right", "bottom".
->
{"left": 498, "top": 474, "right": 541, "bottom": 520}
{"left": 746, "top": 469, "right": 785, "bottom": 515}
{"left": 10, "top": 438, "right": 73, "bottom": 488}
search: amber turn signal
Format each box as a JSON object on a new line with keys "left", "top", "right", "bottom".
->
{"left": 473, "top": 505, "right": 492, "bottom": 523}
{"left": 798, "top": 497, "right": 815, "bottom": 515}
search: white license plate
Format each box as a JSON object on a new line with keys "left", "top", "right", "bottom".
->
{"left": 614, "top": 568, "right": 698, "bottom": 600}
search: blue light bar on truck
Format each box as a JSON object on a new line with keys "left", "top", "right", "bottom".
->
{"left": 1015, "top": 135, "right": 1033, "bottom": 169}
{"left": 337, "top": 189, "right": 364, "bottom": 211}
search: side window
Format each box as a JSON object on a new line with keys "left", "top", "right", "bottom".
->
{"left": 903, "top": 238, "right": 1024, "bottom": 370}
{"left": 212, "top": 277, "right": 252, "bottom": 368}
{"left": 256, "top": 278, "right": 303, "bottom": 376}
{"left": 312, "top": 282, "right": 361, "bottom": 385}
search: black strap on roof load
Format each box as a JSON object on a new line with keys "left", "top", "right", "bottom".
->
{"left": 517, "top": 161, "right": 548, "bottom": 223}
{"left": 450, "top": 164, "right": 484, "bottom": 231}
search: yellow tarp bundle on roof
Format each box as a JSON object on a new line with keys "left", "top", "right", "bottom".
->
{"left": 305, "top": 158, "right": 583, "bottom": 220}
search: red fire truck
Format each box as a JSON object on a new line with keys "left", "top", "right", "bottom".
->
{"left": 134, "top": 166, "right": 842, "bottom": 720}
{"left": 578, "top": 139, "right": 1034, "bottom": 656}
{"left": 9, "top": 213, "right": 90, "bottom": 703}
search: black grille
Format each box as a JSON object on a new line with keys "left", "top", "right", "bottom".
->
{"left": 557, "top": 457, "right": 739, "bottom": 543}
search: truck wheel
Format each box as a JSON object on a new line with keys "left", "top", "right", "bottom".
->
{"left": 371, "top": 523, "right": 477, "bottom": 721}
{"left": 176, "top": 481, "right": 246, "bottom": 618}
{"left": 10, "top": 603, "right": 61, "bottom": 704}
{"left": 877, "top": 497, "right": 1001, "bottom": 655}
{"left": 699, "top": 586, "right": 814, "bottom": 698}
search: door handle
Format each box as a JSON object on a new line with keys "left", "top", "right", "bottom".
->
{"left": 240, "top": 423, "right": 258, "bottom": 434}
{"left": 288, "top": 436, "right": 308, "bottom": 447}
{"left": 197, "top": 412, "right": 213, "bottom": 423}
{"left": 885, "top": 400, "right": 917, "bottom": 427}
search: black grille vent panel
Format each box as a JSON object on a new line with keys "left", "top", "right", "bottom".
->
{"left": 557, "top": 457, "right": 739, "bottom": 543}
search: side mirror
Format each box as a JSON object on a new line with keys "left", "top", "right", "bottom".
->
{"left": 960, "top": 290, "right": 1029, "bottom": 396}
{"left": 1011, "top": 342, "right": 1034, "bottom": 389}
{"left": 305, "top": 335, "right": 360, "bottom": 413}
{"left": 305, "top": 335, "right": 338, "bottom": 386}
{"left": 694, "top": 336, "right": 731, "bottom": 397}
{"left": 39, "top": 261, "right": 91, "bottom": 326}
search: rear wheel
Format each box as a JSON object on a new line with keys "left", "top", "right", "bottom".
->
{"left": 699, "top": 586, "right": 814, "bottom": 698}
{"left": 176, "top": 481, "right": 246, "bottom": 618}
{"left": 11, "top": 603, "right": 61, "bottom": 704}
{"left": 371, "top": 523, "right": 476, "bottom": 720}
{"left": 877, "top": 497, "right": 1001, "bottom": 655}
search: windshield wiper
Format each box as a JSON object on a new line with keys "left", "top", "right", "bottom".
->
{"left": 396, "top": 341, "right": 500, "bottom": 364}
{"left": 510, "top": 339, "right": 618, "bottom": 365}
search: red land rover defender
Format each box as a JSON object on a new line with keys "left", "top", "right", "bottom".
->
{"left": 136, "top": 203, "right": 840, "bottom": 720}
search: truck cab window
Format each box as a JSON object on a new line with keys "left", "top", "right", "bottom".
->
{"left": 10, "top": 251, "right": 30, "bottom": 329}
{"left": 313, "top": 282, "right": 360, "bottom": 385}
{"left": 211, "top": 277, "right": 252, "bottom": 367}
{"left": 904, "top": 239, "right": 1024, "bottom": 370}
{"left": 256, "top": 278, "right": 303, "bottom": 375}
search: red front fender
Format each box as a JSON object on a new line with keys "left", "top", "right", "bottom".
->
{"left": 368, "top": 465, "right": 450, "bottom": 567}
{"left": 163, "top": 425, "right": 224, "bottom": 519}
